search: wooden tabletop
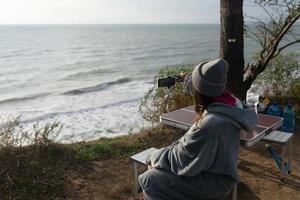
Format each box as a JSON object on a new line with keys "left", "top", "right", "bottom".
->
{"left": 160, "top": 106, "right": 283, "bottom": 147}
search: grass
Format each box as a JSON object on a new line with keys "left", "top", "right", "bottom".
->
{"left": 0, "top": 125, "right": 184, "bottom": 200}
{"left": 0, "top": 144, "right": 72, "bottom": 199}
{"left": 2, "top": 118, "right": 298, "bottom": 199}
{"left": 0, "top": 114, "right": 299, "bottom": 199}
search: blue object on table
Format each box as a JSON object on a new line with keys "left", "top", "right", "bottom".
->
{"left": 282, "top": 103, "right": 295, "bottom": 133}
{"left": 267, "top": 101, "right": 282, "bottom": 117}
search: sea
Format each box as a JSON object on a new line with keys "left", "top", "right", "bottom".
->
{"left": 0, "top": 24, "right": 299, "bottom": 143}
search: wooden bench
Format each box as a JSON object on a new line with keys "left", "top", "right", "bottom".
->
{"left": 130, "top": 147, "right": 157, "bottom": 199}
{"left": 262, "top": 131, "right": 293, "bottom": 180}
{"left": 131, "top": 147, "right": 237, "bottom": 200}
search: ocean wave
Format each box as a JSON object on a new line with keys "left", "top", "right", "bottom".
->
{"left": 0, "top": 48, "right": 49, "bottom": 59}
{"left": 83, "top": 53, "right": 106, "bottom": 59}
{"left": 21, "top": 97, "right": 142, "bottom": 124}
{"left": 72, "top": 46, "right": 87, "bottom": 50}
{"left": 62, "top": 77, "right": 132, "bottom": 95}
{"left": 132, "top": 52, "right": 194, "bottom": 62}
{"left": 64, "top": 68, "right": 118, "bottom": 79}
{"left": 0, "top": 93, "right": 50, "bottom": 105}
{"left": 144, "top": 44, "right": 200, "bottom": 54}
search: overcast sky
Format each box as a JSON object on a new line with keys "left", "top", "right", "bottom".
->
{"left": 0, "top": 0, "right": 262, "bottom": 24}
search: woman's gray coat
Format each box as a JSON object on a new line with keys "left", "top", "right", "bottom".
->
{"left": 139, "top": 102, "right": 257, "bottom": 200}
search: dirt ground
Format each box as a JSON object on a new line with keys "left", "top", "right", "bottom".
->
{"left": 66, "top": 127, "right": 300, "bottom": 200}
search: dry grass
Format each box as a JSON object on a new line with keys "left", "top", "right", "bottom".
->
{"left": 0, "top": 125, "right": 184, "bottom": 200}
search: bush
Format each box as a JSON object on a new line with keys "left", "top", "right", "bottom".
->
{"left": 139, "top": 65, "right": 195, "bottom": 124}
{"left": 288, "top": 79, "right": 300, "bottom": 97}
{"left": 255, "top": 53, "right": 299, "bottom": 96}
{"left": 0, "top": 117, "right": 62, "bottom": 151}
{"left": 0, "top": 117, "right": 22, "bottom": 148}
{"left": 31, "top": 122, "right": 62, "bottom": 152}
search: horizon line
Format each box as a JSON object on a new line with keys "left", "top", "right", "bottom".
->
{"left": 0, "top": 22, "right": 221, "bottom": 26}
{"left": 0, "top": 21, "right": 277, "bottom": 26}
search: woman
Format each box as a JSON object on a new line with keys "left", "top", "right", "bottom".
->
{"left": 138, "top": 58, "right": 257, "bottom": 200}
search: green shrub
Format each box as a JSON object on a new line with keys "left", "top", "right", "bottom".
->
{"left": 0, "top": 118, "right": 62, "bottom": 150}
{"left": 288, "top": 79, "right": 300, "bottom": 97}
{"left": 0, "top": 117, "right": 22, "bottom": 148}
{"left": 139, "top": 65, "right": 195, "bottom": 123}
{"left": 255, "top": 53, "right": 299, "bottom": 96}
{"left": 32, "top": 122, "right": 62, "bottom": 149}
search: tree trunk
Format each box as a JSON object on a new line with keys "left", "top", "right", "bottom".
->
{"left": 220, "top": 0, "right": 247, "bottom": 100}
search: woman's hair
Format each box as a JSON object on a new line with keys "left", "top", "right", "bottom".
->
{"left": 192, "top": 84, "right": 215, "bottom": 122}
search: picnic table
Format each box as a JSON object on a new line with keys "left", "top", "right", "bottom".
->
{"left": 160, "top": 106, "right": 283, "bottom": 147}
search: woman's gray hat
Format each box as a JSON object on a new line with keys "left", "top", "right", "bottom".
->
{"left": 192, "top": 58, "right": 228, "bottom": 97}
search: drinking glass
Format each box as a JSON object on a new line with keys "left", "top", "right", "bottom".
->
{"left": 246, "top": 85, "right": 259, "bottom": 113}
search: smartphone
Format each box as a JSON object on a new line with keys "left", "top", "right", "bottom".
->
{"left": 157, "top": 77, "right": 176, "bottom": 88}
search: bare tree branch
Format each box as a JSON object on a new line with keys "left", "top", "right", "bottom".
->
{"left": 258, "top": 2, "right": 277, "bottom": 21}
{"left": 243, "top": 1, "right": 300, "bottom": 87}
{"left": 283, "top": 0, "right": 291, "bottom": 12}
{"left": 272, "top": 39, "right": 300, "bottom": 57}
{"left": 257, "top": 5, "right": 300, "bottom": 70}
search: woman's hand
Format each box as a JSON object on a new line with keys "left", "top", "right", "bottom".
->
{"left": 177, "top": 72, "right": 191, "bottom": 82}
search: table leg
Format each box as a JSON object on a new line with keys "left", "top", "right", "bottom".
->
{"left": 133, "top": 162, "right": 139, "bottom": 199}
{"left": 280, "top": 145, "right": 286, "bottom": 180}
{"left": 288, "top": 138, "right": 292, "bottom": 174}
{"left": 232, "top": 183, "right": 237, "bottom": 200}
